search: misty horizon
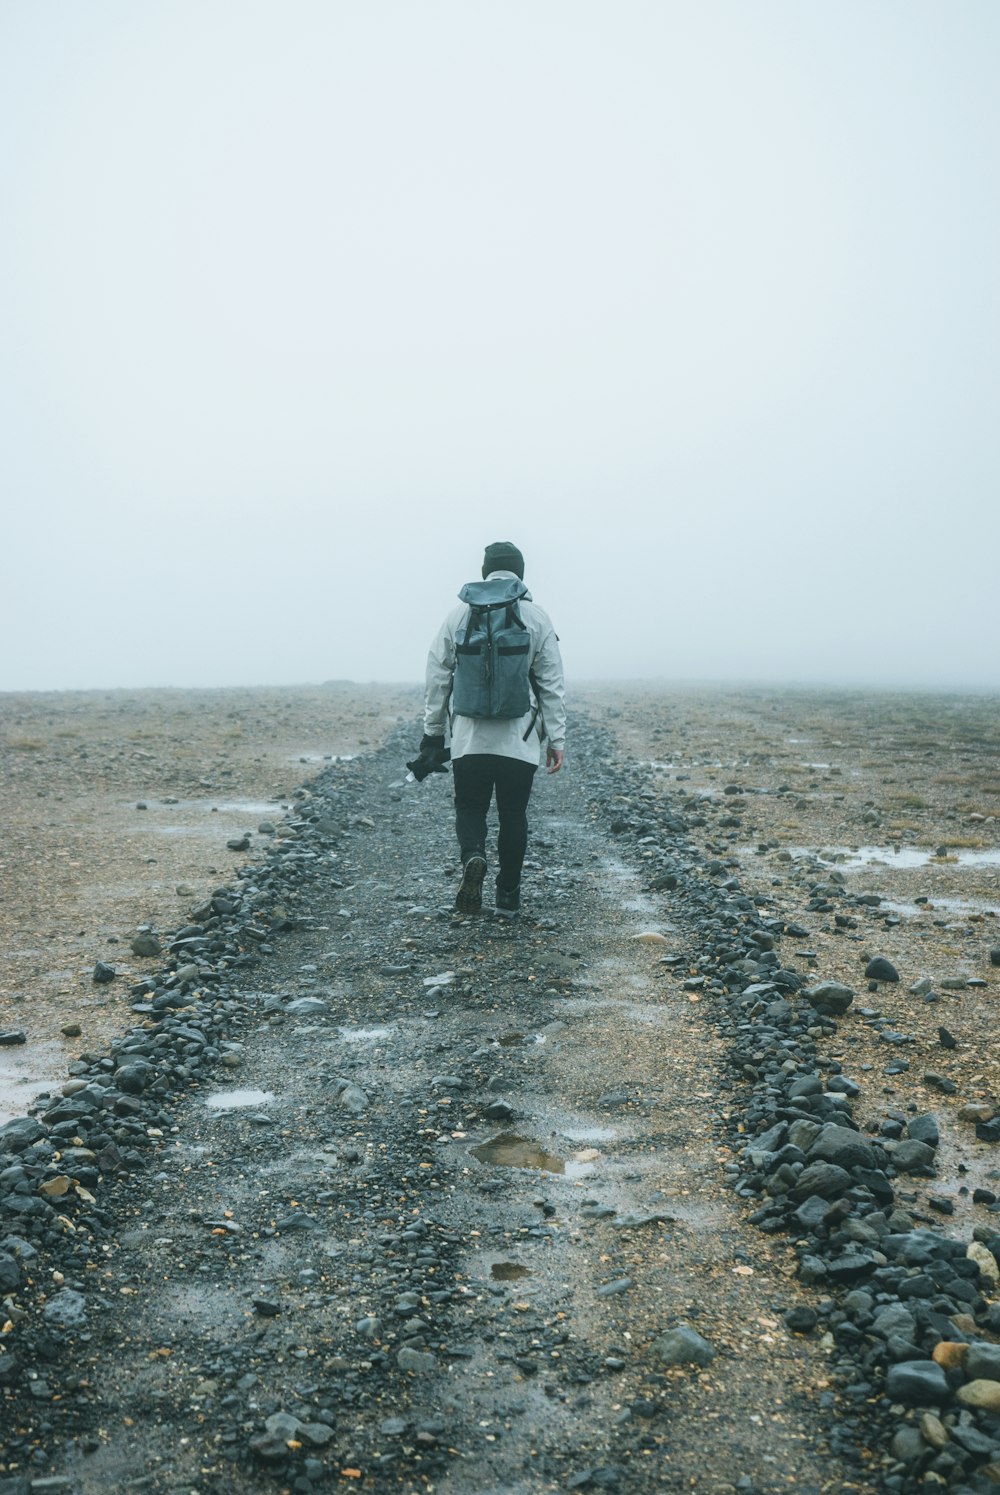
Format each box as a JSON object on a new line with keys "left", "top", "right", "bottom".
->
{"left": 2, "top": 2, "right": 998, "bottom": 694}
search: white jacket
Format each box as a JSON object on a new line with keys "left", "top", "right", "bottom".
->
{"left": 424, "top": 571, "right": 566, "bottom": 765}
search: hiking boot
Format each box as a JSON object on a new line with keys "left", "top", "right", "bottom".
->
{"left": 495, "top": 880, "right": 520, "bottom": 916}
{"left": 455, "top": 854, "right": 487, "bottom": 914}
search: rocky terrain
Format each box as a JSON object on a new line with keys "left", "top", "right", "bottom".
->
{"left": 1, "top": 684, "right": 999, "bottom": 1495}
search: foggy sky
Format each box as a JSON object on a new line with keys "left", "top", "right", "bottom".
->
{"left": 2, "top": 2, "right": 998, "bottom": 693}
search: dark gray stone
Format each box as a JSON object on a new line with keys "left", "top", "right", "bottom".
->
{"left": 884, "top": 1360, "right": 950, "bottom": 1404}
{"left": 807, "top": 1124, "right": 877, "bottom": 1172}
{"left": 892, "top": 1139, "right": 937, "bottom": 1174}
{"left": 650, "top": 1324, "right": 716, "bottom": 1367}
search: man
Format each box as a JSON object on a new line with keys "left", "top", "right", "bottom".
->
{"left": 412, "top": 541, "right": 566, "bottom": 916}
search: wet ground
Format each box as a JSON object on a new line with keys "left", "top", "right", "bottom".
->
{"left": 3, "top": 683, "right": 1000, "bottom": 1493}
{"left": 0, "top": 684, "right": 419, "bottom": 1123}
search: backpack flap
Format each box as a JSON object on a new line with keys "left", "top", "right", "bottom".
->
{"left": 457, "top": 578, "right": 528, "bottom": 609}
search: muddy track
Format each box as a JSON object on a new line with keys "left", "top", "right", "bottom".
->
{"left": 2, "top": 717, "right": 881, "bottom": 1495}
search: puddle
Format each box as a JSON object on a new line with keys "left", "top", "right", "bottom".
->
{"left": 779, "top": 844, "right": 1000, "bottom": 871}
{"left": 338, "top": 1026, "right": 394, "bottom": 1043}
{"left": 204, "top": 1088, "right": 275, "bottom": 1111}
{"left": 471, "top": 1132, "right": 595, "bottom": 1178}
{"left": 491, "top": 1262, "right": 531, "bottom": 1281}
{"left": 559, "top": 1125, "right": 616, "bottom": 1143}
{"left": 882, "top": 896, "right": 1000, "bottom": 922}
{"left": 0, "top": 1046, "right": 66, "bottom": 1126}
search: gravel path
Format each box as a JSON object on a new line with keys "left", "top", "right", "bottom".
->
{"left": 1, "top": 716, "right": 876, "bottom": 1495}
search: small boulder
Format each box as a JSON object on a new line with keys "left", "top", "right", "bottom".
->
{"left": 865, "top": 957, "right": 900, "bottom": 983}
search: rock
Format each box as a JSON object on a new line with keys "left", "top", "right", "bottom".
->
{"left": 968, "top": 1243, "right": 1000, "bottom": 1288}
{"left": 92, "top": 962, "right": 117, "bottom": 984}
{"left": 787, "top": 1119, "right": 823, "bottom": 1152}
{"left": 807, "top": 1124, "right": 877, "bottom": 1172}
{"left": 41, "top": 1289, "right": 87, "bottom": 1329}
{"left": 890, "top": 1426, "right": 925, "bottom": 1465}
{"left": 334, "top": 1082, "right": 368, "bottom": 1114}
{"left": 784, "top": 1306, "right": 818, "bottom": 1334}
{"left": 397, "top": 1347, "right": 437, "bottom": 1375}
{"left": 977, "top": 1119, "right": 1000, "bottom": 1143}
{"left": 891, "top": 1139, "right": 937, "bottom": 1174}
{"left": 865, "top": 957, "right": 900, "bottom": 983}
{"left": 885, "top": 1360, "right": 950, "bottom": 1404}
{"left": 484, "top": 1101, "right": 515, "bottom": 1122}
{"left": 0, "top": 1117, "right": 45, "bottom": 1154}
{"left": 991, "top": 948, "right": 1000, "bottom": 968}
{"left": 130, "top": 933, "right": 162, "bottom": 958}
{"left": 872, "top": 1304, "right": 917, "bottom": 1340}
{"left": 0, "top": 1031, "right": 26, "bottom": 1047}
{"left": 115, "top": 1062, "right": 151, "bottom": 1095}
{"left": 937, "top": 1026, "right": 958, "bottom": 1050}
{"left": 286, "top": 997, "right": 330, "bottom": 1015}
{"left": 965, "top": 1343, "right": 1000, "bottom": 1380}
{"left": 0, "top": 1252, "right": 24, "bottom": 1293}
{"left": 298, "top": 1423, "right": 334, "bottom": 1448}
{"left": 596, "top": 1278, "right": 634, "bottom": 1298}
{"left": 958, "top": 1102, "right": 996, "bottom": 1124}
{"left": 923, "top": 1072, "right": 957, "bottom": 1095}
{"left": 650, "top": 1324, "right": 715, "bottom": 1368}
{"left": 803, "top": 982, "right": 855, "bottom": 1016}
{"left": 227, "top": 835, "right": 251, "bottom": 851}
{"left": 791, "top": 1163, "right": 852, "bottom": 1200}
{"left": 957, "top": 1379, "right": 1000, "bottom": 1413}
{"left": 931, "top": 1342, "right": 968, "bottom": 1370}
{"left": 906, "top": 1114, "right": 939, "bottom": 1148}
{"left": 919, "top": 1412, "right": 949, "bottom": 1450}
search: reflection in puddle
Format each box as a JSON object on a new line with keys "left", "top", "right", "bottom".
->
{"left": 491, "top": 1261, "right": 531, "bottom": 1281}
{"left": 471, "top": 1132, "right": 595, "bottom": 1178}
{"left": 884, "top": 896, "right": 1000, "bottom": 922}
{"left": 205, "top": 1088, "right": 275, "bottom": 1111}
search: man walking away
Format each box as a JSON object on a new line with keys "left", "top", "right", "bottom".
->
{"left": 412, "top": 542, "right": 566, "bottom": 916}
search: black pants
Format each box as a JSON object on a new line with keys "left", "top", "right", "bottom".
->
{"left": 452, "top": 754, "right": 537, "bottom": 889}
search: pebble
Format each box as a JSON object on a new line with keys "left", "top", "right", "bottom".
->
{"left": 0, "top": 1031, "right": 27, "bottom": 1047}
{"left": 919, "top": 1411, "right": 949, "bottom": 1449}
{"left": 41, "top": 1289, "right": 87, "bottom": 1329}
{"left": 957, "top": 1379, "right": 1000, "bottom": 1412}
{"left": 650, "top": 1324, "right": 715, "bottom": 1367}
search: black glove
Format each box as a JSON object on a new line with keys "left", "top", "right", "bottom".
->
{"left": 406, "top": 734, "right": 451, "bottom": 782}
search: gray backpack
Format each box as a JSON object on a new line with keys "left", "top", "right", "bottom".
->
{"left": 451, "top": 577, "right": 535, "bottom": 721}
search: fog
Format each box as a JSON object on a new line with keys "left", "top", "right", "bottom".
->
{"left": 2, "top": 2, "right": 998, "bottom": 693}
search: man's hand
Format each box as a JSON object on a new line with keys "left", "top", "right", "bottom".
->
{"left": 406, "top": 735, "right": 450, "bottom": 782}
{"left": 546, "top": 745, "right": 565, "bottom": 774}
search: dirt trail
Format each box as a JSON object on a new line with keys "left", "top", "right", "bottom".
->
{"left": 1, "top": 715, "right": 872, "bottom": 1495}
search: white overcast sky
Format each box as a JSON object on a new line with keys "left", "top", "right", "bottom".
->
{"left": 1, "top": 1, "right": 997, "bottom": 691}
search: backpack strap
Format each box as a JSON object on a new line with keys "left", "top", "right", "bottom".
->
{"left": 522, "top": 666, "right": 544, "bottom": 742}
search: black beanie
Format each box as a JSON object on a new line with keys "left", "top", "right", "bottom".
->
{"left": 482, "top": 541, "right": 525, "bottom": 579}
